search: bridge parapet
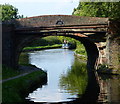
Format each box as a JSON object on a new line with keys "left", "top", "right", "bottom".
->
{"left": 7, "top": 15, "right": 108, "bottom": 28}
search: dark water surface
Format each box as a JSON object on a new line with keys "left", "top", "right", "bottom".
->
{"left": 19, "top": 49, "right": 120, "bottom": 103}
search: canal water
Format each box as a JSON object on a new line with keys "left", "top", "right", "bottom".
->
{"left": 25, "top": 49, "right": 87, "bottom": 103}
{"left": 19, "top": 49, "right": 120, "bottom": 103}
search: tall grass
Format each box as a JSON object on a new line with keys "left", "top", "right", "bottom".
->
{"left": 23, "top": 44, "right": 62, "bottom": 51}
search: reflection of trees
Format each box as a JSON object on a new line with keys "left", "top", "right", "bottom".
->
{"left": 59, "top": 58, "right": 88, "bottom": 96}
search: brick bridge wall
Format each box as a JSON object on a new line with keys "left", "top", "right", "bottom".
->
{"left": 9, "top": 15, "right": 108, "bottom": 28}
{"left": 106, "top": 20, "right": 120, "bottom": 73}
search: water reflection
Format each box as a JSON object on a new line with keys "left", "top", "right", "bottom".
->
{"left": 59, "top": 58, "right": 87, "bottom": 98}
{"left": 98, "top": 74, "right": 120, "bottom": 103}
{"left": 19, "top": 49, "right": 120, "bottom": 103}
{"left": 26, "top": 49, "right": 80, "bottom": 102}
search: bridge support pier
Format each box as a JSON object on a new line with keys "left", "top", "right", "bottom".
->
{"left": 106, "top": 20, "right": 120, "bottom": 74}
{"left": 2, "top": 24, "right": 16, "bottom": 69}
{"left": 106, "top": 34, "right": 120, "bottom": 73}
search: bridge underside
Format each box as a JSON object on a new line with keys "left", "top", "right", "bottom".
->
{"left": 15, "top": 24, "right": 107, "bottom": 43}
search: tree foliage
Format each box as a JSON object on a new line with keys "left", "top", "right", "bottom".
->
{"left": 73, "top": 2, "right": 120, "bottom": 19}
{"left": 0, "top": 4, "right": 24, "bottom": 21}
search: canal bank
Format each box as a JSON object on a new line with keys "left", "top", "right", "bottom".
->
{"left": 3, "top": 48, "right": 120, "bottom": 103}
{"left": 22, "top": 44, "right": 62, "bottom": 52}
{"left": 2, "top": 45, "right": 62, "bottom": 103}
{"left": 2, "top": 65, "right": 47, "bottom": 103}
{"left": 74, "top": 52, "right": 87, "bottom": 62}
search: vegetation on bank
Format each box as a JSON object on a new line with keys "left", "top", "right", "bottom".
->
{"left": 28, "top": 36, "right": 62, "bottom": 47}
{"left": 2, "top": 50, "right": 47, "bottom": 103}
{"left": 73, "top": 2, "right": 120, "bottom": 20}
{"left": 23, "top": 44, "right": 62, "bottom": 52}
{"left": 2, "top": 65, "right": 22, "bottom": 80}
{"left": 23, "top": 36, "right": 87, "bottom": 59}
{"left": 74, "top": 41, "right": 87, "bottom": 60}
{"left": 22, "top": 36, "right": 63, "bottom": 51}
{"left": 19, "top": 52, "right": 29, "bottom": 65}
{"left": 2, "top": 70, "right": 47, "bottom": 103}
{"left": 23, "top": 36, "right": 77, "bottom": 51}
{"left": 2, "top": 64, "right": 40, "bottom": 79}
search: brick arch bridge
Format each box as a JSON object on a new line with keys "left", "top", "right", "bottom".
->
{"left": 3, "top": 15, "right": 120, "bottom": 101}
{"left": 2, "top": 15, "right": 108, "bottom": 69}
{"left": 2, "top": 15, "right": 110, "bottom": 100}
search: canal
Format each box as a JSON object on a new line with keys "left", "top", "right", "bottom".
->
{"left": 19, "top": 49, "right": 120, "bottom": 103}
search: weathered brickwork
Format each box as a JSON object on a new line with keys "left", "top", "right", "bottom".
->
{"left": 12, "top": 15, "right": 108, "bottom": 28}
{"left": 106, "top": 20, "right": 120, "bottom": 73}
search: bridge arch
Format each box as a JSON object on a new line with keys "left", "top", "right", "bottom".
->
{"left": 3, "top": 14, "right": 108, "bottom": 70}
{"left": 15, "top": 32, "right": 99, "bottom": 101}
{"left": 3, "top": 14, "right": 109, "bottom": 75}
{"left": 16, "top": 33, "right": 98, "bottom": 70}
{"left": 12, "top": 15, "right": 108, "bottom": 68}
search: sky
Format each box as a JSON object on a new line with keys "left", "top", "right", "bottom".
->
{"left": 0, "top": 0, "right": 80, "bottom": 17}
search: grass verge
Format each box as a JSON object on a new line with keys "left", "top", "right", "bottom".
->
{"left": 23, "top": 44, "right": 62, "bottom": 52}
{"left": 74, "top": 52, "right": 87, "bottom": 61}
{"left": 2, "top": 70, "right": 47, "bottom": 103}
{"left": 2, "top": 65, "right": 22, "bottom": 80}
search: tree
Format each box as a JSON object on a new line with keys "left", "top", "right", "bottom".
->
{"left": 0, "top": 4, "right": 24, "bottom": 21}
{"left": 72, "top": 2, "right": 120, "bottom": 19}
